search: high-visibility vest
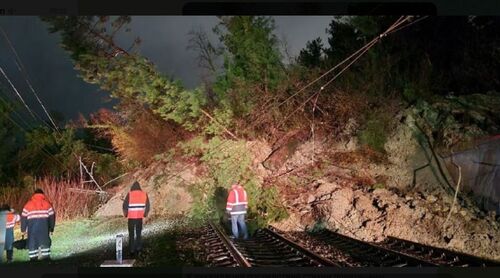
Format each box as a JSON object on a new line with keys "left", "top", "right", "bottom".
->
{"left": 127, "top": 190, "right": 147, "bottom": 219}
{"left": 6, "top": 212, "right": 20, "bottom": 229}
{"left": 22, "top": 193, "right": 55, "bottom": 220}
{"left": 226, "top": 185, "right": 248, "bottom": 215}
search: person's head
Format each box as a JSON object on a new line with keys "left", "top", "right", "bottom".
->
{"left": 34, "top": 188, "right": 44, "bottom": 195}
{"left": 131, "top": 181, "right": 141, "bottom": 191}
{"left": 231, "top": 181, "right": 241, "bottom": 189}
{"left": 1, "top": 204, "right": 10, "bottom": 211}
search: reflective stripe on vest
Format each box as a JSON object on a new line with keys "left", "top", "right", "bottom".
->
{"left": 227, "top": 186, "right": 248, "bottom": 215}
{"left": 22, "top": 208, "right": 54, "bottom": 220}
{"left": 6, "top": 213, "right": 20, "bottom": 228}
{"left": 127, "top": 190, "right": 147, "bottom": 219}
{"left": 227, "top": 187, "right": 247, "bottom": 206}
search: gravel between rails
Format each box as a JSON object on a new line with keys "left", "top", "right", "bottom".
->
{"left": 277, "top": 230, "right": 363, "bottom": 267}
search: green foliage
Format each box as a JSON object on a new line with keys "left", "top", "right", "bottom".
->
{"left": 329, "top": 16, "right": 500, "bottom": 98}
{"left": 0, "top": 96, "right": 21, "bottom": 183}
{"left": 358, "top": 109, "right": 394, "bottom": 153}
{"left": 202, "top": 107, "right": 234, "bottom": 136}
{"left": 324, "top": 17, "right": 362, "bottom": 67}
{"left": 252, "top": 186, "right": 289, "bottom": 227}
{"left": 213, "top": 16, "right": 284, "bottom": 117}
{"left": 17, "top": 127, "right": 81, "bottom": 178}
{"left": 15, "top": 126, "right": 122, "bottom": 183}
{"left": 182, "top": 136, "right": 287, "bottom": 227}
{"left": 297, "top": 37, "right": 324, "bottom": 68}
{"left": 42, "top": 16, "right": 207, "bottom": 130}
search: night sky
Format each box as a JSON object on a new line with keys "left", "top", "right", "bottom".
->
{"left": 0, "top": 16, "right": 332, "bottom": 122}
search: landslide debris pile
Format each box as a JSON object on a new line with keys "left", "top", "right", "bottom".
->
{"left": 270, "top": 94, "right": 500, "bottom": 261}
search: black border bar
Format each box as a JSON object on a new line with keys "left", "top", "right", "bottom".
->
{"left": 0, "top": 0, "right": 500, "bottom": 15}
{"left": 182, "top": 2, "right": 436, "bottom": 15}
{"left": 0, "top": 266, "right": 499, "bottom": 278}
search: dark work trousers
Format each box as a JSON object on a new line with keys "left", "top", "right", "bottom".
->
{"left": 5, "top": 228, "right": 14, "bottom": 262}
{"left": 127, "top": 219, "right": 143, "bottom": 254}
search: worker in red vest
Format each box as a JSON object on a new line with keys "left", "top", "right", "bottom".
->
{"left": 2, "top": 204, "right": 20, "bottom": 263}
{"left": 21, "top": 188, "right": 55, "bottom": 261}
{"left": 122, "top": 181, "right": 150, "bottom": 256}
{"left": 226, "top": 182, "right": 249, "bottom": 240}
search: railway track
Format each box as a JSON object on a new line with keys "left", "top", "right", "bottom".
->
{"left": 202, "top": 222, "right": 499, "bottom": 267}
{"left": 201, "top": 222, "right": 251, "bottom": 267}
{"left": 382, "top": 236, "right": 500, "bottom": 267}
{"left": 202, "top": 222, "right": 339, "bottom": 267}
{"left": 307, "top": 229, "right": 438, "bottom": 266}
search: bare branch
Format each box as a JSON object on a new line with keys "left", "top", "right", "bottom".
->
{"left": 187, "top": 27, "right": 220, "bottom": 73}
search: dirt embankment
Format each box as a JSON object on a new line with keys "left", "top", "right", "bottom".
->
{"left": 267, "top": 126, "right": 500, "bottom": 261}
{"left": 95, "top": 160, "right": 202, "bottom": 218}
{"left": 274, "top": 176, "right": 500, "bottom": 260}
{"left": 94, "top": 108, "right": 500, "bottom": 261}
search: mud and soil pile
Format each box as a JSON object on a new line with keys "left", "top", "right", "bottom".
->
{"left": 268, "top": 112, "right": 500, "bottom": 261}
{"left": 94, "top": 160, "right": 201, "bottom": 217}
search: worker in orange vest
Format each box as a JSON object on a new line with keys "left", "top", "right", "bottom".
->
{"left": 2, "top": 204, "right": 20, "bottom": 263}
{"left": 122, "top": 181, "right": 150, "bottom": 256}
{"left": 21, "top": 188, "right": 55, "bottom": 261}
{"left": 226, "top": 182, "right": 249, "bottom": 240}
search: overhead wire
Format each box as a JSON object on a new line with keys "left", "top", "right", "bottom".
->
{"left": 275, "top": 16, "right": 416, "bottom": 129}
{"left": 0, "top": 100, "right": 72, "bottom": 174}
{"left": 246, "top": 16, "right": 409, "bottom": 133}
{"left": 149, "top": 16, "right": 427, "bottom": 188}
{"left": 0, "top": 26, "right": 61, "bottom": 134}
{"left": 0, "top": 26, "right": 118, "bottom": 161}
{"left": 0, "top": 89, "right": 38, "bottom": 131}
{"left": 386, "top": 15, "right": 430, "bottom": 35}
{"left": 0, "top": 65, "right": 38, "bottom": 121}
{"left": 4, "top": 16, "right": 426, "bottom": 193}
{"left": 269, "top": 16, "right": 406, "bottom": 109}
{"left": 0, "top": 66, "right": 84, "bottom": 174}
{"left": 0, "top": 64, "right": 60, "bottom": 135}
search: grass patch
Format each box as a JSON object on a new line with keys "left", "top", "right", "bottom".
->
{"left": 6, "top": 216, "right": 199, "bottom": 266}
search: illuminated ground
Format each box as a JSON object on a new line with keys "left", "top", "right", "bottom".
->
{"left": 4, "top": 216, "right": 204, "bottom": 266}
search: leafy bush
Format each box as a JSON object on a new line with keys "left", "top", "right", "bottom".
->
{"left": 212, "top": 16, "right": 284, "bottom": 118}
{"left": 89, "top": 107, "right": 190, "bottom": 166}
{"left": 181, "top": 136, "right": 288, "bottom": 227}
{"left": 14, "top": 125, "right": 122, "bottom": 184}
{"left": 0, "top": 96, "right": 21, "bottom": 184}
{"left": 42, "top": 16, "right": 207, "bottom": 130}
{"left": 358, "top": 107, "right": 397, "bottom": 153}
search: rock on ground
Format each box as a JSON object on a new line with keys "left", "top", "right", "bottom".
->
{"left": 271, "top": 137, "right": 500, "bottom": 261}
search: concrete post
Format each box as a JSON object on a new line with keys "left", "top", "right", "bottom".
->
{"left": 0, "top": 210, "right": 7, "bottom": 264}
{"left": 116, "top": 234, "right": 123, "bottom": 264}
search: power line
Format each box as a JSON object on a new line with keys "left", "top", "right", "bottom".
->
{"left": 0, "top": 65, "right": 38, "bottom": 121}
{"left": 247, "top": 16, "right": 410, "bottom": 133}
{"left": 0, "top": 31, "right": 114, "bottom": 164}
{"left": 0, "top": 90, "right": 37, "bottom": 131}
{"left": 275, "top": 17, "right": 415, "bottom": 129}
{"left": 0, "top": 26, "right": 61, "bottom": 134}
{"left": 386, "top": 16, "right": 430, "bottom": 35}
{"left": 1, "top": 106, "right": 72, "bottom": 174}
{"left": 130, "top": 16, "right": 425, "bottom": 189}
